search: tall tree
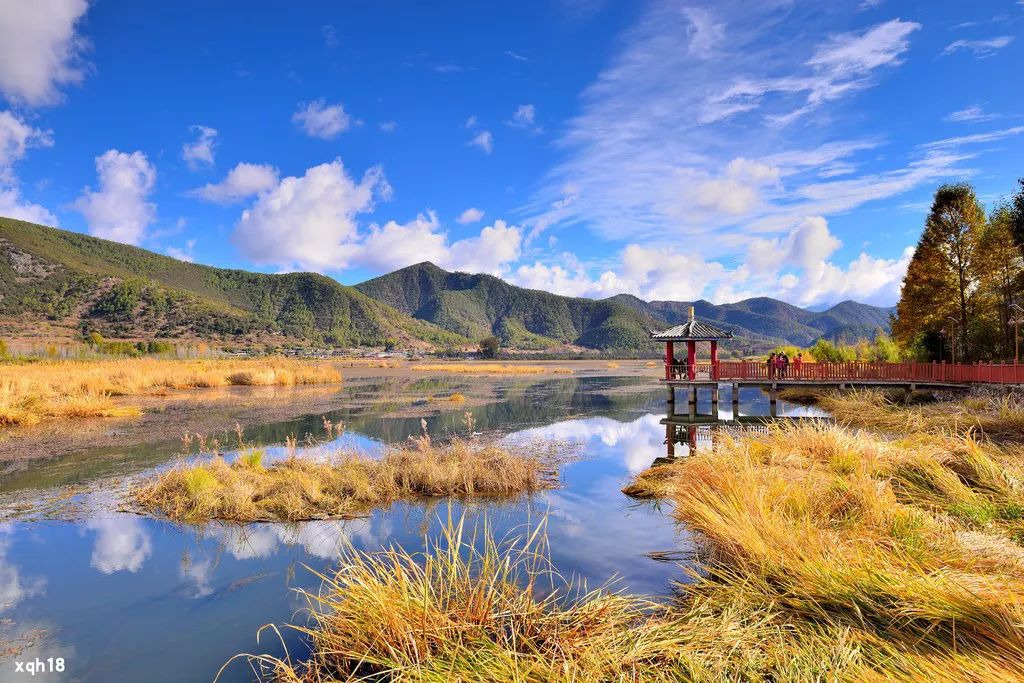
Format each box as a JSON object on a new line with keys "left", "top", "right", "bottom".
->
{"left": 894, "top": 183, "right": 986, "bottom": 361}
{"left": 1010, "top": 178, "right": 1024, "bottom": 257}
{"left": 977, "top": 204, "right": 1024, "bottom": 359}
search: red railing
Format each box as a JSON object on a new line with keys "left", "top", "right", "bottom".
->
{"left": 663, "top": 361, "right": 1024, "bottom": 385}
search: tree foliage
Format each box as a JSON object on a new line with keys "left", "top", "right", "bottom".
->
{"left": 479, "top": 336, "right": 500, "bottom": 358}
{"left": 894, "top": 182, "right": 1024, "bottom": 361}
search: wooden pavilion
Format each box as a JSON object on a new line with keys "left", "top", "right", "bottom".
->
{"left": 650, "top": 306, "right": 733, "bottom": 382}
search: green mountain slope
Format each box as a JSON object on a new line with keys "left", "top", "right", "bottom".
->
{"left": 0, "top": 217, "right": 467, "bottom": 347}
{"left": 356, "top": 262, "right": 658, "bottom": 351}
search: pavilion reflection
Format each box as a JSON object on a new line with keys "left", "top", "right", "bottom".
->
{"left": 658, "top": 411, "right": 821, "bottom": 462}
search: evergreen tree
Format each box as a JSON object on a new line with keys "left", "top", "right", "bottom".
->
{"left": 1009, "top": 178, "right": 1024, "bottom": 256}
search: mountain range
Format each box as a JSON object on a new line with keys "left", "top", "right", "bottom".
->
{"left": 0, "top": 216, "right": 894, "bottom": 355}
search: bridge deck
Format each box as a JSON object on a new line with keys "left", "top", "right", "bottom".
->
{"left": 661, "top": 360, "right": 1023, "bottom": 387}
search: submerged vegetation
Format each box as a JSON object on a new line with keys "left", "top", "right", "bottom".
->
{"left": 134, "top": 437, "right": 552, "bottom": 522}
{"left": 409, "top": 362, "right": 573, "bottom": 375}
{"left": 0, "top": 358, "right": 341, "bottom": 426}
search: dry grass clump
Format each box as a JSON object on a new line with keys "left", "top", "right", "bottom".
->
{"left": 820, "top": 389, "right": 1024, "bottom": 441}
{"left": 0, "top": 358, "right": 341, "bottom": 426}
{"left": 621, "top": 421, "right": 1024, "bottom": 679}
{"left": 410, "top": 363, "right": 572, "bottom": 375}
{"left": 232, "top": 516, "right": 692, "bottom": 682}
{"left": 134, "top": 438, "right": 552, "bottom": 522}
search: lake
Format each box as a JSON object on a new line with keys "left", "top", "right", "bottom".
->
{"left": 0, "top": 375, "right": 823, "bottom": 682}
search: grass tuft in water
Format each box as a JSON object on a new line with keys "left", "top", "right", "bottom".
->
{"left": 134, "top": 439, "right": 553, "bottom": 522}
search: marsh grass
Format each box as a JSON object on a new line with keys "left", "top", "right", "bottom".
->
{"left": 618, "top": 421, "right": 1024, "bottom": 680}
{"left": 820, "top": 389, "right": 1024, "bottom": 441}
{"left": 0, "top": 358, "right": 341, "bottom": 426}
{"left": 134, "top": 439, "right": 552, "bottom": 522}
{"left": 410, "top": 363, "right": 573, "bottom": 375}
{"left": 229, "top": 515, "right": 692, "bottom": 683}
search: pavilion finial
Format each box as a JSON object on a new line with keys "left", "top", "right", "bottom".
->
{"left": 689, "top": 305, "right": 694, "bottom": 321}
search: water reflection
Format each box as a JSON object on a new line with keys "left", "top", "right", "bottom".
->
{"left": 0, "top": 376, "right": 822, "bottom": 682}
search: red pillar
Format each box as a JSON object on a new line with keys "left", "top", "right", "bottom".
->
{"left": 710, "top": 340, "right": 718, "bottom": 380}
{"left": 687, "top": 340, "right": 696, "bottom": 380}
{"left": 664, "top": 340, "right": 674, "bottom": 380}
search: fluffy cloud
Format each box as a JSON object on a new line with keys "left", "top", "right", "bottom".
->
{"left": 0, "top": 0, "right": 90, "bottom": 106}
{"left": 189, "top": 162, "right": 279, "bottom": 204}
{"left": 0, "top": 111, "right": 53, "bottom": 182}
{"left": 378, "top": 120, "right": 397, "bottom": 133}
{"left": 165, "top": 238, "right": 196, "bottom": 262}
{"left": 456, "top": 207, "right": 484, "bottom": 224}
{"left": 469, "top": 130, "right": 493, "bottom": 153}
{"left": 181, "top": 125, "right": 217, "bottom": 169}
{"left": 73, "top": 149, "right": 156, "bottom": 245}
{"left": 513, "top": 217, "right": 909, "bottom": 307}
{"left": 0, "top": 188, "right": 57, "bottom": 225}
{"left": 232, "top": 159, "right": 389, "bottom": 270}
{"left": 355, "top": 213, "right": 521, "bottom": 275}
{"left": 293, "top": 99, "right": 351, "bottom": 139}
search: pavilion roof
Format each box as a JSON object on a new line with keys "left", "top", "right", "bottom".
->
{"left": 650, "top": 317, "right": 733, "bottom": 341}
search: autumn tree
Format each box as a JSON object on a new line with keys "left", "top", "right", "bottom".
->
{"left": 894, "top": 183, "right": 986, "bottom": 361}
{"left": 976, "top": 204, "right": 1024, "bottom": 358}
{"left": 1010, "top": 178, "right": 1024, "bottom": 257}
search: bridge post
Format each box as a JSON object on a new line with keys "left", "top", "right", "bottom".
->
{"left": 711, "top": 384, "right": 719, "bottom": 406}
{"left": 769, "top": 388, "right": 778, "bottom": 417}
{"left": 732, "top": 383, "right": 739, "bottom": 416}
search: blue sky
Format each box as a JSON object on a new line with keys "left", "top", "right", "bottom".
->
{"left": 0, "top": 1, "right": 1021, "bottom": 307}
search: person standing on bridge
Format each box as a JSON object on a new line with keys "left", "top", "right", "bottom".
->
{"left": 793, "top": 353, "right": 803, "bottom": 378}
{"left": 767, "top": 352, "right": 776, "bottom": 379}
{"left": 780, "top": 352, "right": 790, "bottom": 378}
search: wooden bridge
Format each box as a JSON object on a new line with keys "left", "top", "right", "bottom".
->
{"left": 650, "top": 310, "right": 1022, "bottom": 414}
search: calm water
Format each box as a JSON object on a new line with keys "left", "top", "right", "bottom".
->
{"left": 0, "top": 377, "right": 822, "bottom": 682}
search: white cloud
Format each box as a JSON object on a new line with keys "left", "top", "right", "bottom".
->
{"left": 355, "top": 213, "right": 521, "bottom": 276}
{"left": 509, "top": 104, "right": 536, "bottom": 127}
{"left": 73, "top": 149, "right": 156, "bottom": 245}
{"left": 165, "top": 238, "right": 196, "bottom": 262}
{"left": 378, "top": 120, "right": 397, "bottom": 133}
{"left": 0, "top": 111, "right": 53, "bottom": 183}
{"left": 513, "top": 217, "right": 909, "bottom": 307}
{"left": 181, "top": 125, "right": 217, "bottom": 169}
{"left": 505, "top": 50, "right": 530, "bottom": 62}
{"left": 0, "top": 187, "right": 57, "bottom": 225}
{"left": 943, "top": 36, "right": 1014, "bottom": 58}
{"left": 322, "top": 24, "right": 338, "bottom": 48}
{"left": 189, "top": 162, "right": 279, "bottom": 204}
{"left": 528, "top": 5, "right": 930, "bottom": 252}
{"left": 922, "top": 126, "right": 1024, "bottom": 150}
{"left": 456, "top": 207, "right": 484, "bottom": 224}
{"left": 945, "top": 105, "right": 998, "bottom": 124}
{"left": 232, "top": 159, "right": 389, "bottom": 270}
{"left": 292, "top": 99, "right": 351, "bottom": 139}
{"left": 0, "top": 0, "right": 90, "bottom": 106}
{"left": 469, "top": 130, "right": 493, "bottom": 153}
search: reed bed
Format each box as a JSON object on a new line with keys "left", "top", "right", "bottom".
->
{"left": 620, "top": 421, "right": 1024, "bottom": 680}
{"left": 229, "top": 420, "right": 1024, "bottom": 681}
{"left": 409, "top": 362, "right": 572, "bottom": 375}
{"left": 233, "top": 515, "right": 692, "bottom": 682}
{"left": 0, "top": 358, "right": 342, "bottom": 426}
{"left": 134, "top": 438, "right": 552, "bottom": 522}
{"left": 820, "top": 389, "right": 1024, "bottom": 441}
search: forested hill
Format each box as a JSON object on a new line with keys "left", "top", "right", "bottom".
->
{"left": 355, "top": 262, "right": 895, "bottom": 354}
{"left": 0, "top": 217, "right": 467, "bottom": 348}
{"left": 354, "top": 261, "right": 655, "bottom": 351}
{"left": 0, "top": 217, "right": 894, "bottom": 353}
{"left": 604, "top": 294, "right": 894, "bottom": 348}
